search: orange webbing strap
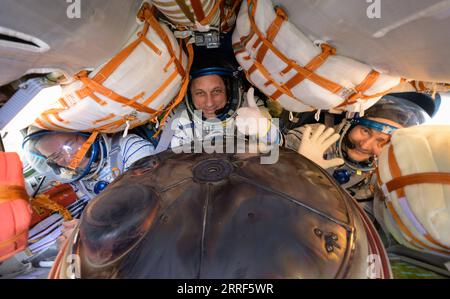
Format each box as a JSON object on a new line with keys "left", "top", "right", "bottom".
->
{"left": 92, "top": 113, "right": 116, "bottom": 125}
{"left": 141, "top": 4, "right": 185, "bottom": 77}
{"left": 138, "top": 21, "right": 163, "bottom": 55}
{"left": 75, "top": 89, "right": 107, "bottom": 106}
{"left": 175, "top": 0, "right": 196, "bottom": 23}
{"left": 375, "top": 166, "right": 383, "bottom": 189}
{"left": 247, "top": 6, "right": 287, "bottom": 76}
{"left": 63, "top": 2, "right": 177, "bottom": 128}
{"left": 200, "top": 0, "right": 224, "bottom": 26}
{"left": 388, "top": 146, "right": 406, "bottom": 198}
{"left": 248, "top": 59, "right": 294, "bottom": 98}
{"left": 75, "top": 73, "right": 157, "bottom": 115}
{"left": 91, "top": 4, "right": 164, "bottom": 85}
{"left": 336, "top": 70, "right": 380, "bottom": 108}
{"left": 142, "top": 35, "right": 186, "bottom": 107}
{"left": 92, "top": 38, "right": 142, "bottom": 85}
{"left": 346, "top": 70, "right": 380, "bottom": 101}
{"left": 39, "top": 109, "right": 74, "bottom": 131}
{"left": 0, "top": 230, "right": 27, "bottom": 249}
{"left": 246, "top": 0, "right": 343, "bottom": 96}
{"left": 154, "top": 41, "right": 194, "bottom": 138}
{"left": 386, "top": 172, "right": 450, "bottom": 193}
{"left": 31, "top": 194, "right": 73, "bottom": 222}
{"left": 190, "top": 0, "right": 206, "bottom": 23}
{"left": 124, "top": 92, "right": 145, "bottom": 108}
{"left": 143, "top": 71, "right": 179, "bottom": 106}
{"left": 270, "top": 44, "right": 336, "bottom": 100}
{"left": 68, "top": 131, "right": 99, "bottom": 170}
{"left": 58, "top": 98, "right": 70, "bottom": 109}
{"left": 0, "top": 185, "right": 29, "bottom": 204}
{"left": 386, "top": 146, "right": 450, "bottom": 253}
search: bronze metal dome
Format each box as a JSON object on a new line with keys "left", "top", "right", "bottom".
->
{"left": 51, "top": 142, "right": 391, "bottom": 279}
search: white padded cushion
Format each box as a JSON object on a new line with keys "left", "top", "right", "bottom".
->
{"left": 377, "top": 125, "right": 450, "bottom": 254}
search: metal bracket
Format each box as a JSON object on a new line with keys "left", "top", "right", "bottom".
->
{"left": 194, "top": 31, "right": 221, "bottom": 48}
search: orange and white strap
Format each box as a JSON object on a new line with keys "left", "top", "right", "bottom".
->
{"left": 42, "top": 3, "right": 183, "bottom": 134}
{"left": 238, "top": 0, "right": 397, "bottom": 107}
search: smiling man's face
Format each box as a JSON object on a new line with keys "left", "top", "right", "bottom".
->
{"left": 190, "top": 74, "right": 227, "bottom": 119}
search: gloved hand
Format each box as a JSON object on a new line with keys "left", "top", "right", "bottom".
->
{"left": 298, "top": 124, "right": 344, "bottom": 169}
{"left": 235, "top": 88, "right": 271, "bottom": 137}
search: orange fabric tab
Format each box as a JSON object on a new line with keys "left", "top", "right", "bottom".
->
{"left": 92, "top": 113, "right": 116, "bottom": 125}
{"left": 142, "top": 36, "right": 162, "bottom": 56}
{"left": 164, "top": 56, "right": 176, "bottom": 73}
{"left": 58, "top": 98, "right": 70, "bottom": 109}
{"left": 68, "top": 131, "right": 99, "bottom": 170}
{"left": 280, "top": 64, "right": 293, "bottom": 75}
{"left": 0, "top": 185, "right": 29, "bottom": 204}
{"left": 89, "top": 93, "right": 108, "bottom": 106}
